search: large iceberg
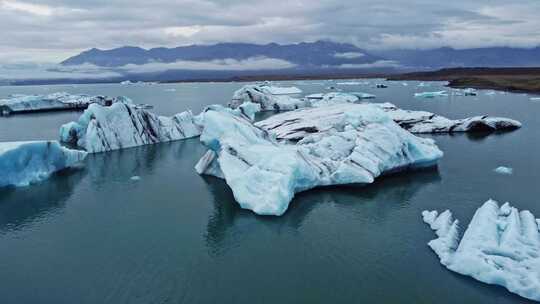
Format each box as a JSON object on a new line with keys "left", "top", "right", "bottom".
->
{"left": 256, "top": 102, "right": 522, "bottom": 139}
{"left": 0, "top": 141, "right": 87, "bottom": 187}
{"left": 196, "top": 103, "right": 443, "bottom": 216}
{"left": 0, "top": 92, "right": 129, "bottom": 115}
{"left": 229, "top": 83, "right": 308, "bottom": 111}
{"left": 374, "top": 103, "right": 522, "bottom": 133}
{"left": 59, "top": 102, "right": 201, "bottom": 153}
{"left": 422, "top": 200, "right": 540, "bottom": 302}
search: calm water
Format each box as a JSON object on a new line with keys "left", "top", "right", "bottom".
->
{"left": 0, "top": 80, "right": 539, "bottom": 303}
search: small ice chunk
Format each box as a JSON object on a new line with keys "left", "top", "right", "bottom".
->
{"left": 130, "top": 175, "right": 141, "bottom": 181}
{"left": 494, "top": 166, "right": 513, "bottom": 175}
{"left": 414, "top": 91, "right": 448, "bottom": 98}
{"left": 422, "top": 200, "right": 540, "bottom": 302}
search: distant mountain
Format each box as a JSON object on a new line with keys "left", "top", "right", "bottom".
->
{"left": 373, "top": 47, "right": 540, "bottom": 68}
{"left": 61, "top": 41, "right": 383, "bottom": 68}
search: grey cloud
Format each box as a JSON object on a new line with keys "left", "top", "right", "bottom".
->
{"left": 0, "top": 0, "right": 539, "bottom": 64}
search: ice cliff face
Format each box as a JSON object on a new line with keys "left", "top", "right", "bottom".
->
{"left": 59, "top": 102, "right": 201, "bottom": 153}
{"left": 229, "top": 84, "right": 309, "bottom": 111}
{"left": 423, "top": 200, "right": 540, "bottom": 302}
{"left": 0, "top": 92, "right": 129, "bottom": 115}
{"left": 196, "top": 103, "right": 443, "bottom": 216}
{"left": 0, "top": 141, "right": 87, "bottom": 187}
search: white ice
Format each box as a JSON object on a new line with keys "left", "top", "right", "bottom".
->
{"left": 59, "top": 102, "right": 201, "bottom": 153}
{"left": 0, "top": 92, "right": 129, "bottom": 115}
{"left": 414, "top": 91, "right": 448, "bottom": 98}
{"left": 229, "top": 83, "right": 307, "bottom": 111}
{"left": 422, "top": 200, "right": 540, "bottom": 302}
{"left": 494, "top": 166, "right": 513, "bottom": 175}
{"left": 196, "top": 103, "right": 443, "bottom": 216}
{"left": 0, "top": 141, "right": 87, "bottom": 187}
{"left": 373, "top": 103, "right": 522, "bottom": 134}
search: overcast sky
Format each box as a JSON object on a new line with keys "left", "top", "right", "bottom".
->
{"left": 1, "top": 0, "right": 540, "bottom": 64}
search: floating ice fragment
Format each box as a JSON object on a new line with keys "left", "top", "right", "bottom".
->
{"left": 422, "top": 200, "right": 540, "bottom": 302}
{"left": 494, "top": 166, "right": 513, "bottom": 175}
{"left": 414, "top": 91, "right": 448, "bottom": 98}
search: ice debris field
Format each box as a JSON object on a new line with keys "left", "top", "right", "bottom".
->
{"left": 0, "top": 81, "right": 535, "bottom": 301}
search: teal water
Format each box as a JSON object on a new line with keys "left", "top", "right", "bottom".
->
{"left": 0, "top": 80, "right": 539, "bottom": 303}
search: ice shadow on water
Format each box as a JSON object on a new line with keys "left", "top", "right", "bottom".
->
{"left": 203, "top": 167, "right": 441, "bottom": 256}
{"left": 0, "top": 166, "right": 86, "bottom": 232}
{"left": 83, "top": 139, "right": 197, "bottom": 185}
{"left": 424, "top": 130, "right": 516, "bottom": 143}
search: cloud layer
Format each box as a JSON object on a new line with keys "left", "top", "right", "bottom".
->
{"left": 0, "top": 57, "right": 296, "bottom": 80}
{"left": 0, "top": 0, "right": 540, "bottom": 64}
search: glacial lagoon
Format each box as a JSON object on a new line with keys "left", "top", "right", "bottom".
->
{"left": 0, "top": 80, "right": 539, "bottom": 303}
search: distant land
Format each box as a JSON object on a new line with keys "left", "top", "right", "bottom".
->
{"left": 388, "top": 67, "right": 540, "bottom": 93}
{"left": 5, "top": 41, "right": 540, "bottom": 86}
{"left": 61, "top": 41, "right": 383, "bottom": 67}
{"left": 63, "top": 41, "right": 540, "bottom": 69}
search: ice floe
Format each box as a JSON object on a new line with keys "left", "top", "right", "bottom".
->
{"left": 422, "top": 200, "right": 540, "bottom": 302}
{"left": 229, "top": 83, "right": 308, "bottom": 111}
{"left": 374, "top": 103, "right": 522, "bottom": 134}
{"left": 0, "top": 92, "right": 129, "bottom": 116}
{"left": 494, "top": 166, "right": 513, "bottom": 175}
{"left": 59, "top": 102, "right": 201, "bottom": 153}
{"left": 0, "top": 141, "right": 87, "bottom": 187}
{"left": 196, "top": 103, "right": 443, "bottom": 215}
{"left": 414, "top": 91, "right": 448, "bottom": 98}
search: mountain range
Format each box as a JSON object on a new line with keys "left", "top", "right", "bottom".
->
{"left": 62, "top": 41, "right": 540, "bottom": 69}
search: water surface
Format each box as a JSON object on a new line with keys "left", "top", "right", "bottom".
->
{"left": 0, "top": 80, "right": 538, "bottom": 303}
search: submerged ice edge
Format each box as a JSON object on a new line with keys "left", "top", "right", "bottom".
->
{"left": 422, "top": 200, "right": 540, "bottom": 302}
{"left": 0, "top": 141, "right": 87, "bottom": 187}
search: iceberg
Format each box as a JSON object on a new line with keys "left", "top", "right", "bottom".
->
{"left": 422, "top": 200, "right": 540, "bottom": 302}
{"left": 463, "top": 88, "right": 477, "bottom": 96}
{"left": 59, "top": 102, "right": 201, "bottom": 153}
{"left": 196, "top": 103, "right": 443, "bottom": 216}
{"left": 0, "top": 141, "right": 87, "bottom": 187}
{"left": 494, "top": 166, "right": 513, "bottom": 175}
{"left": 373, "top": 103, "right": 522, "bottom": 134}
{"left": 0, "top": 92, "right": 128, "bottom": 116}
{"left": 350, "top": 92, "right": 376, "bottom": 99}
{"left": 530, "top": 97, "right": 540, "bottom": 101}
{"left": 229, "top": 83, "right": 307, "bottom": 111}
{"left": 414, "top": 91, "right": 448, "bottom": 98}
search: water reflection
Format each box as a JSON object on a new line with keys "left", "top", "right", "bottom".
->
{"left": 203, "top": 168, "right": 441, "bottom": 256}
{"left": 0, "top": 167, "right": 86, "bottom": 232}
{"left": 84, "top": 139, "right": 192, "bottom": 183}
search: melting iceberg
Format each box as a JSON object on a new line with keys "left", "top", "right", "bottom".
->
{"left": 414, "top": 91, "right": 448, "bottom": 98}
{"left": 422, "top": 200, "right": 540, "bottom": 302}
{"left": 0, "top": 141, "right": 87, "bottom": 187}
{"left": 373, "top": 103, "right": 521, "bottom": 134}
{"left": 229, "top": 84, "right": 308, "bottom": 111}
{"left": 196, "top": 103, "right": 443, "bottom": 216}
{"left": 0, "top": 92, "right": 128, "bottom": 116}
{"left": 59, "top": 102, "right": 201, "bottom": 153}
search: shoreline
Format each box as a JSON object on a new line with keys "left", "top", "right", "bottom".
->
{"left": 387, "top": 67, "right": 540, "bottom": 94}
